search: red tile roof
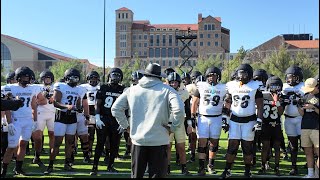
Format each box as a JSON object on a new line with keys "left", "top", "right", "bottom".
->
{"left": 285, "top": 40, "right": 319, "bottom": 49}
{"left": 150, "top": 24, "right": 198, "bottom": 31}
{"left": 117, "top": 7, "right": 131, "bottom": 11}
{"left": 214, "top": 17, "right": 221, "bottom": 22}
{"left": 133, "top": 20, "right": 150, "bottom": 25}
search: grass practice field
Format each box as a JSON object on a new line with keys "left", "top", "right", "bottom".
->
{"left": 4, "top": 130, "right": 308, "bottom": 179}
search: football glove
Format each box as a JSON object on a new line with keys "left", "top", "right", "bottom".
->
{"left": 8, "top": 123, "right": 16, "bottom": 136}
{"left": 252, "top": 118, "right": 262, "bottom": 132}
{"left": 32, "top": 121, "right": 38, "bottom": 132}
{"left": 95, "top": 114, "right": 105, "bottom": 129}
{"left": 221, "top": 115, "right": 229, "bottom": 133}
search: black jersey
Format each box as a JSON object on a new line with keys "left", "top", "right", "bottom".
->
{"left": 262, "top": 91, "right": 281, "bottom": 124}
{"left": 96, "top": 83, "right": 125, "bottom": 117}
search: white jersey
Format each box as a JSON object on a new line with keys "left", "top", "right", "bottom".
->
{"left": 53, "top": 82, "right": 82, "bottom": 113}
{"left": 282, "top": 82, "right": 304, "bottom": 117}
{"left": 197, "top": 81, "right": 227, "bottom": 116}
{"left": 77, "top": 85, "right": 88, "bottom": 106}
{"left": 79, "top": 83, "right": 99, "bottom": 106}
{"left": 226, "top": 80, "right": 262, "bottom": 117}
{"left": 36, "top": 84, "right": 55, "bottom": 113}
{"left": 2, "top": 84, "right": 39, "bottom": 119}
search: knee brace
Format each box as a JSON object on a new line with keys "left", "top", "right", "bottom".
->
{"left": 209, "top": 145, "right": 219, "bottom": 152}
{"left": 197, "top": 147, "right": 207, "bottom": 154}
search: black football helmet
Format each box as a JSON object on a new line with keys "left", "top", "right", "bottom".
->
{"left": 15, "top": 66, "right": 34, "bottom": 86}
{"left": 167, "top": 72, "right": 181, "bottom": 90}
{"left": 40, "top": 70, "right": 54, "bottom": 85}
{"left": 266, "top": 76, "right": 283, "bottom": 93}
{"left": 205, "top": 66, "right": 221, "bottom": 85}
{"left": 131, "top": 71, "right": 143, "bottom": 85}
{"left": 181, "top": 72, "right": 191, "bottom": 85}
{"left": 164, "top": 67, "right": 175, "bottom": 77}
{"left": 236, "top": 64, "right": 253, "bottom": 84}
{"left": 253, "top": 69, "right": 268, "bottom": 86}
{"left": 230, "top": 70, "right": 237, "bottom": 81}
{"left": 196, "top": 75, "right": 206, "bottom": 83}
{"left": 64, "top": 68, "right": 81, "bottom": 87}
{"left": 86, "top": 71, "right": 100, "bottom": 87}
{"left": 108, "top": 67, "right": 123, "bottom": 85}
{"left": 191, "top": 70, "right": 202, "bottom": 84}
{"left": 285, "top": 65, "right": 303, "bottom": 86}
{"left": 5, "top": 71, "right": 16, "bottom": 84}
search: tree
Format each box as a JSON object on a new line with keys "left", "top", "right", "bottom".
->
{"left": 194, "top": 54, "right": 223, "bottom": 75}
{"left": 49, "top": 60, "right": 84, "bottom": 83}
{"left": 120, "top": 61, "right": 132, "bottom": 87}
{"left": 291, "top": 51, "right": 319, "bottom": 80}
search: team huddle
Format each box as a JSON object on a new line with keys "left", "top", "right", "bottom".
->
{"left": 1, "top": 63, "right": 319, "bottom": 178}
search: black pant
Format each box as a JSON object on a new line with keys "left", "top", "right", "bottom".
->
{"left": 93, "top": 118, "right": 122, "bottom": 168}
{"left": 131, "top": 144, "right": 168, "bottom": 178}
{"left": 1, "top": 131, "right": 8, "bottom": 158}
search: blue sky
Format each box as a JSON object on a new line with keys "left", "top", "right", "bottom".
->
{"left": 1, "top": 0, "right": 319, "bottom": 67}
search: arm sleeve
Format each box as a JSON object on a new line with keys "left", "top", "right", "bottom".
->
{"left": 111, "top": 89, "right": 130, "bottom": 129}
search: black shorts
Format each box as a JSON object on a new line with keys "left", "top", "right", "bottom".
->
{"left": 55, "top": 110, "right": 77, "bottom": 124}
{"left": 261, "top": 122, "right": 282, "bottom": 142}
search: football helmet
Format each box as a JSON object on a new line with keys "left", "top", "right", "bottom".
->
{"left": 167, "top": 72, "right": 181, "bottom": 90}
{"left": 181, "top": 72, "right": 191, "bottom": 85}
{"left": 64, "top": 68, "right": 81, "bottom": 87}
{"left": 236, "top": 64, "right": 253, "bottom": 84}
{"left": 266, "top": 76, "right": 283, "bottom": 93}
{"left": 230, "top": 70, "right": 237, "bottom": 81}
{"left": 164, "top": 67, "right": 175, "bottom": 77}
{"left": 190, "top": 70, "right": 202, "bottom": 84}
{"left": 253, "top": 69, "right": 268, "bottom": 86}
{"left": 40, "top": 70, "right": 54, "bottom": 85}
{"left": 131, "top": 71, "right": 143, "bottom": 85}
{"left": 196, "top": 75, "right": 206, "bottom": 83}
{"left": 86, "top": 71, "right": 100, "bottom": 87}
{"left": 108, "top": 67, "right": 123, "bottom": 85}
{"left": 285, "top": 65, "right": 303, "bottom": 86}
{"left": 15, "top": 66, "right": 34, "bottom": 86}
{"left": 5, "top": 72, "right": 16, "bottom": 84}
{"left": 205, "top": 66, "right": 221, "bottom": 84}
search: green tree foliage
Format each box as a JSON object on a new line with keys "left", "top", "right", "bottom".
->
{"left": 1, "top": 63, "right": 5, "bottom": 85}
{"left": 291, "top": 51, "right": 319, "bottom": 80}
{"left": 49, "top": 60, "right": 84, "bottom": 83}
{"left": 194, "top": 55, "right": 222, "bottom": 75}
{"left": 120, "top": 61, "right": 131, "bottom": 87}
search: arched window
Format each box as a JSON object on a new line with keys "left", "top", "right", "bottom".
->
{"left": 1, "top": 43, "right": 12, "bottom": 74}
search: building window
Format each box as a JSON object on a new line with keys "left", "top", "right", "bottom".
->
{"left": 118, "top": 13, "right": 120, "bottom": 19}
{"left": 193, "top": 42, "right": 197, "bottom": 46}
{"left": 208, "top": 24, "right": 212, "bottom": 30}
{"left": 168, "top": 48, "right": 173, "bottom": 57}
{"left": 207, "top": 42, "right": 211, "bottom": 46}
{"left": 126, "top": 13, "right": 128, "bottom": 19}
{"left": 150, "top": 35, "right": 154, "bottom": 46}
{"left": 169, "top": 34, "right": 172, "bottom": 46}
{"left": 133, "top": 35, "right": 136, "bottom": 40}
{"left": 174, "top": 48, "right": 179, "bottom": 57}
{"left": 162, "top": 34, "right": 166, "bottom": 46}
{"left": 207, "top": 34, "right": 211, "bottom": 38}
{"left": 155, "top": 48, "right": 160, "bottom": 58}
{"left": 149, "top": 48, "right": 154, "bottom": 58}
{"left": 161, "top": 48, "right": 166, "bottom": 57}
{"left": 144, "top": 34, "right": 148, "bottom": 40}
{"left": 38, "top": 52, "right": 54, "bottom": 60}
{"left": 215, "top": 33, "right": 219, "bottom": 38}
{"left": 215, "top": 42, "right": 218, "bottom": 46}
{"left": 1, "top": 42, "right": 12, "bottom": 73}
{"left": 200, "top": 34, "right": 203, "bottom": 38}
{"left": 133, "top": 43, "right": 136, "bottom": 48}
{"left": 200, "top": 42, "right": 203, "bottom": 46}
{"left": 162, "top": 60, "right": 166, "bottom": 66}
{"left": 138, "top": 34, "right": 142, "bottom": 40}
{"left": 144, "top": 43, "right": 147, "bottom": 47}
{"left": 122, "top": 13, "right": 124, "bottom": 19}
{"left": 204, "top": 24, "right": 207, "bottom": 30}
{"left": 169, "top": 60, "right": 172, "bottom": 66}
{"left": 175, "top": 60, "right": 179, "bottom": 66}
{"left": 144, "top": 51, "right": 147, "bottom": 56}
{"left": 139, "top": 43, "right": 142, "bottom": 47}
{"left": 45, "top": 61, "right": 53, "bottom": 69}
{"left": 156, "top": 34, "right": 160, "bottom": 46}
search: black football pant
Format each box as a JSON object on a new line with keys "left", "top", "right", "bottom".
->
{"left": 93, "top": 119, "right": 121, "bottom": 168}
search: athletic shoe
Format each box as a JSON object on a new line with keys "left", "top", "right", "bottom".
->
{"left": 64, "top": 163, "right": 74, "bottom": 171}
{"left": 107, "top": 166, "right": 119, "bottom": 173}
{"left": 32, "top": 158, "right": 46, "bottom": 168}
{"left": 289, "top": 168, "right": 298, "bottom": 176}
{"left": 221, "top": 169, "right": 231, "bottom": 178}
{"left": 182, "top": 168, "right": 192, "bottom": 176}
{"left": 207, "top": 164, "right": 217, "bottom": 174}
{"left": 197, "top": 168, "right": 206, "bottom": 176}
{"left": 14, "top": 168, "right": 26, "bottom": 176}
{"left": 258, "top": 167, "right": 266, "bottom": 175}
{"left": 44, "top": 166, "right": 53, "bottom": 175}
{"left": 303, "top": 174, "right": 315, "bottom": 178}
{"left": 274, "top": 167, "right": 281, "bottom": 176}
{"left": 90, "top": 167, "right": 98, "bottom": 176}
{"left": 83, "top": 157, "right": 92, "bottom": 164}
{"left": 244, "top": 170, "right": 252, "bottom": 178}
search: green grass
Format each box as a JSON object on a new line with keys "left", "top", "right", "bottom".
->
{"left": 5, "top": 122, "right": 308, "bottom": 178}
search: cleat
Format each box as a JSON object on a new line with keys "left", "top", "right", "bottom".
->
{"left": 265, "top": 161, "right": 271, "bottom": 170}
{"left": 122, "top": 151, "right": 131, "bottom": 159}
{"left": 244, "top": 170, "right": 252, "bottom": 178}
{"left": 167, "top": 165, "right": 171, "bottom": 175}
{"left": 44, "top": 166, "right": 53, "bottom": 175}
{"left": 207, "top": 164, "right": 217, "bottom": 174}
{"left": 197, "top": 168, "right": 206, "bottom": 176}
{"left": 187, "top": 156, "right": 195, "bottom": 163}
{"left": 14, "top": 169, "right": 26, "bottom": 176}
{"left": 289, "top": 168, "right": 298, "bottom": 176}
{"left": 83, "top": 157, "right": 93, "bottom": 164}
{"left": 182, "top": 168, "right": 192, "bottom": 176}
{"left": 64, "top": 163, "right": 74, "bottom": 171}
{"left": 107, "top": 166, "right": 119, "bottom": 173}
{"left": 221, "top": 169, "right": 231, "bottom": 178}
{"left": 104, "top": 156, "right": 110, "bottom": 165}
{"left": 258, "top": 167, "right": 266, "bottom": 175}
{"left": 274, "top": 167, "right": 281, "bottom": 176}
{"left": 90, "top": 167, "right": 98, "bottom": 176}
{"left": 32, "top": 158, "right": 46, "bottom": 168}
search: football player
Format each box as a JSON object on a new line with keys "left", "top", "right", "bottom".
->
{"left": 44, "top": 68, "right": 83, "bottom": 174}
{"left": 90, "top": 68, "right": 125, "bottom": 175}
{"left": 1, "top": 67, "right": 46, "bottom": 177}
{"left": 221, "top": 64, "right": 264, "bottom": 178}
{"left": 191, "top": 67, "right": 227, "bottom": 176}
{"left": 166, "top": 72, "right": 192, "bottom": 176}
{"left": 32, "top": 70, "right": 55, "bottom": 168}
{"left": 282, "top": 65, "right": 305, "bottom": 175}
{"left": 258, "top": 76, "right": 284, "bottom": 176}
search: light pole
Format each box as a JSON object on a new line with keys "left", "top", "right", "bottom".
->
{"left": 103, "top": 0, "right": 106, "bottom": 84}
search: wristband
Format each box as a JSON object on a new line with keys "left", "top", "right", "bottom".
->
{"left": 257, "top": 118, "right": 262, "bottom": 122}
{"left": 95, "top": 114, "right": 101, "bottom": 120}
{"left": 187, "top": 120, "right": 192, "bottom": 126}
